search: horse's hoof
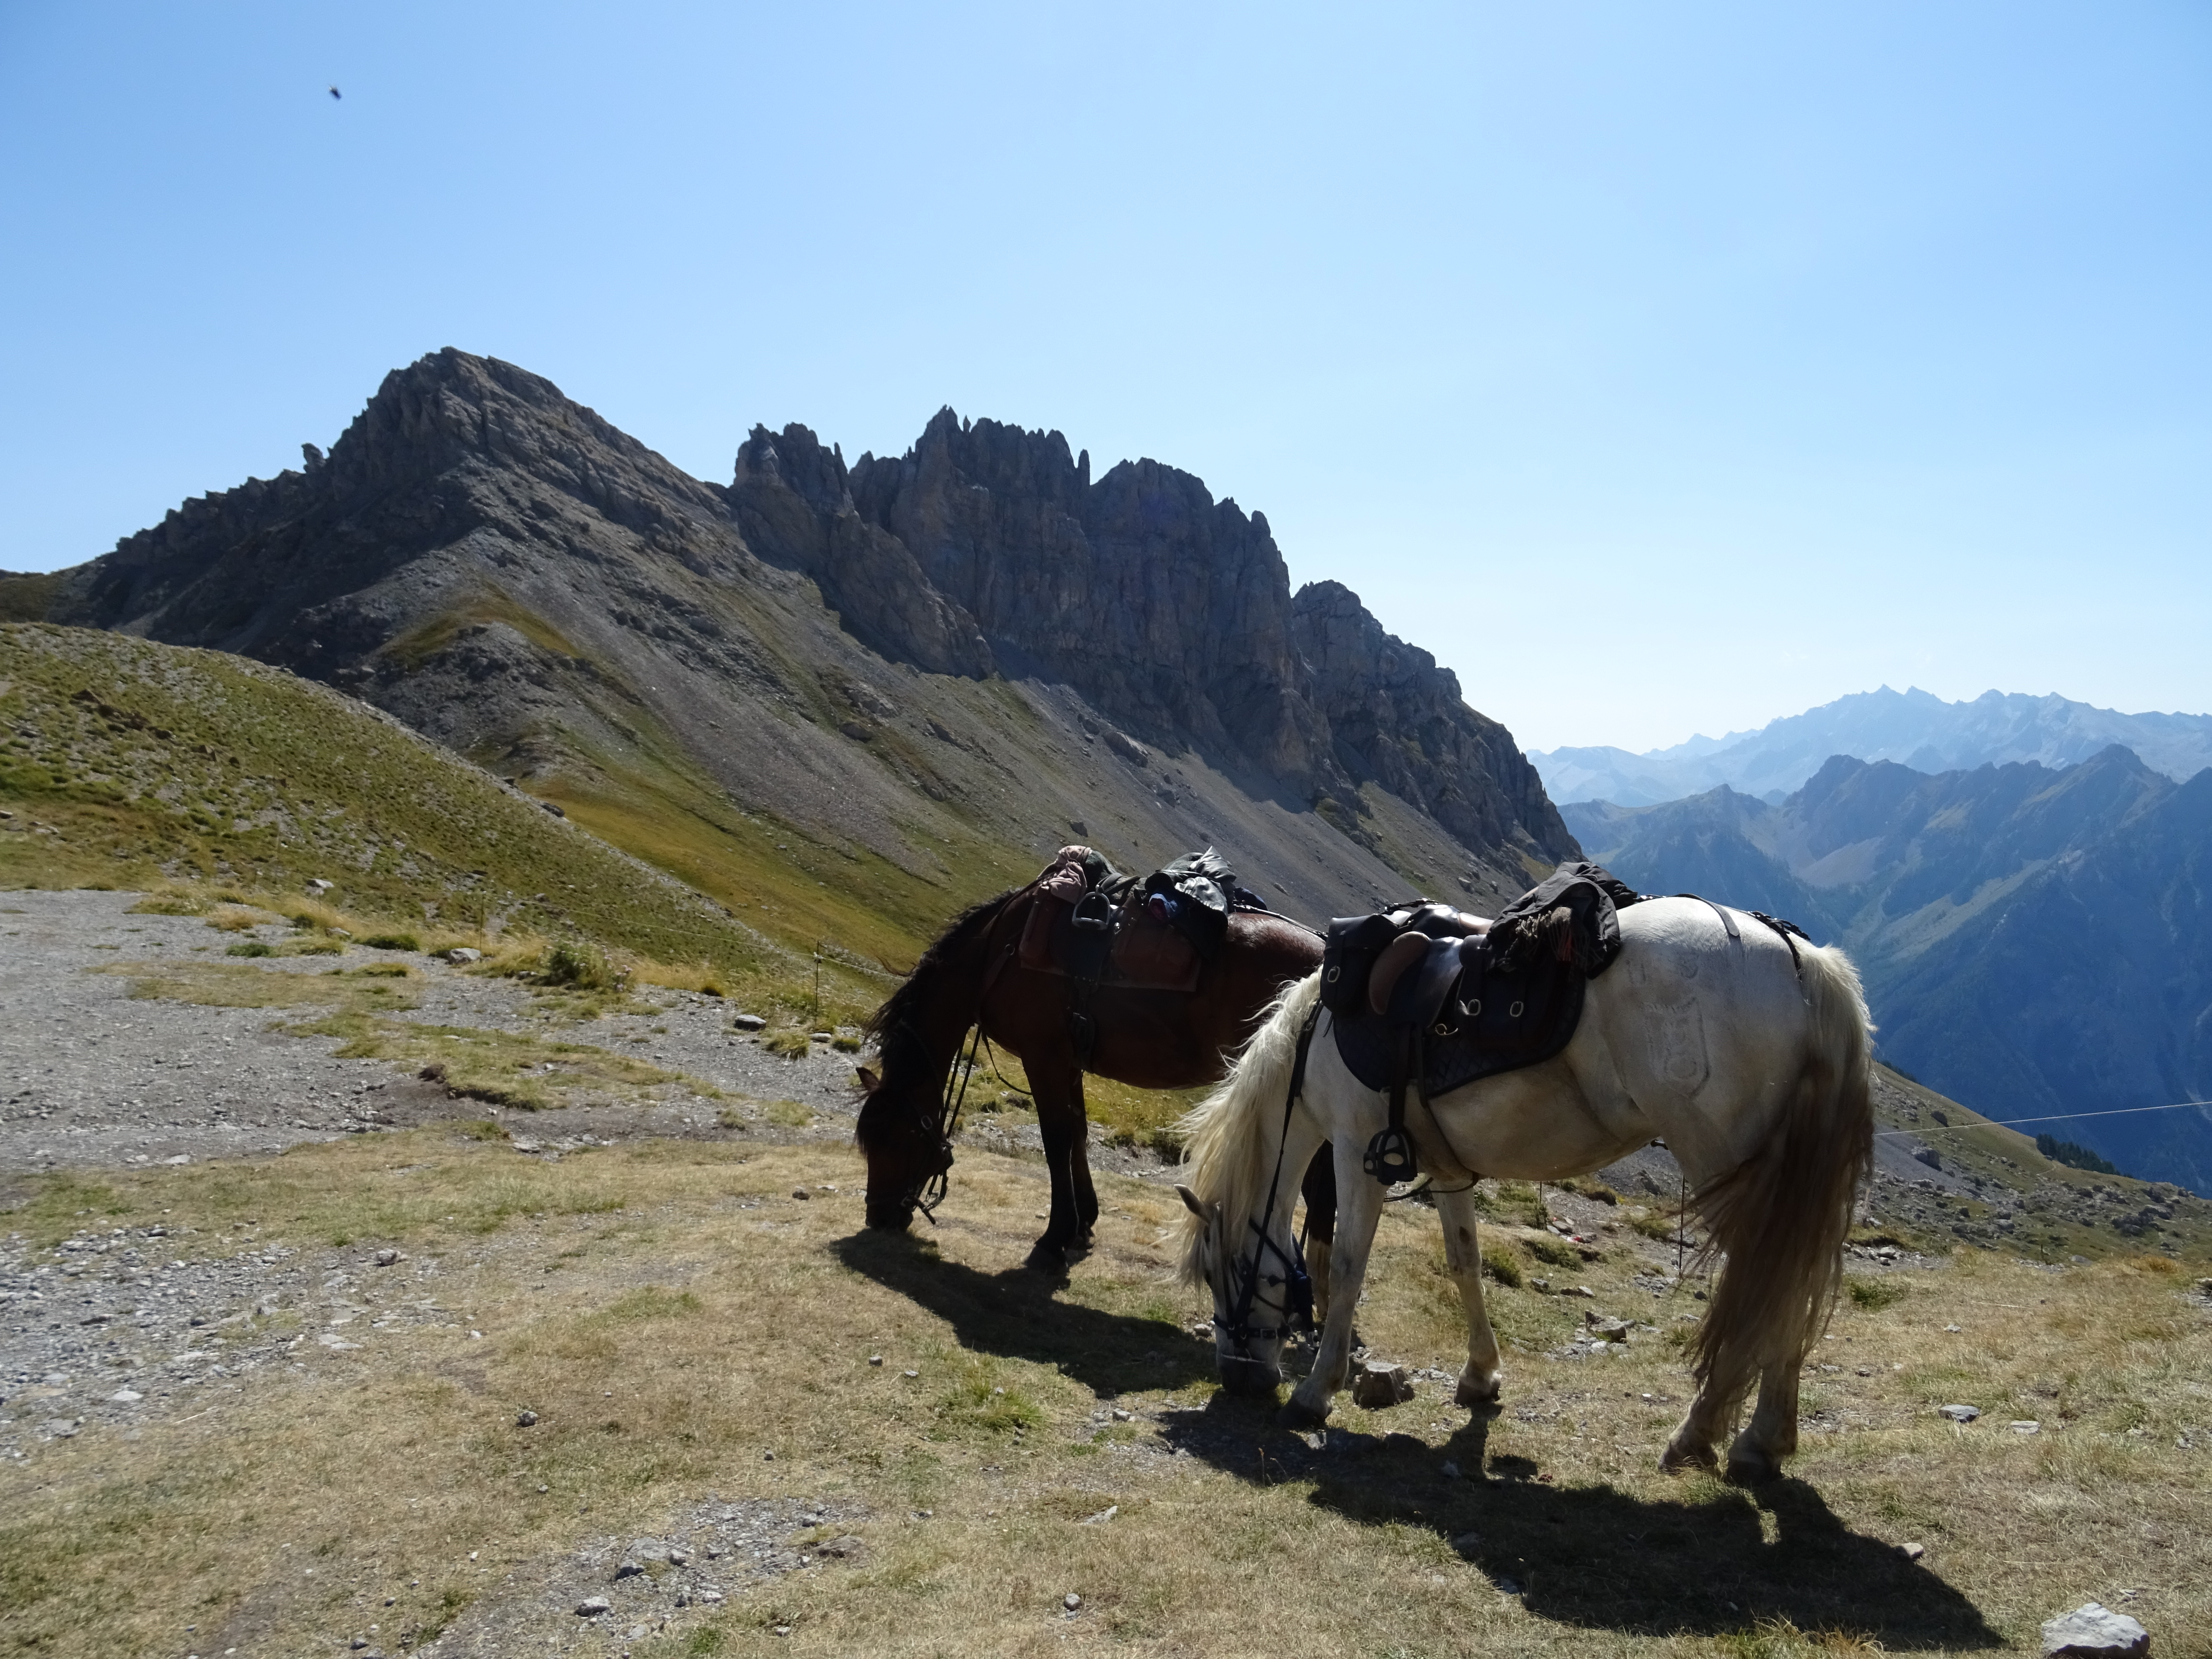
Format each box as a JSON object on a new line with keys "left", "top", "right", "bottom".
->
{"left": 1659, "top": 1437, "right": 1718, "bottom": 1475}
{"left": 1725, "top": 1448, "right": 1784, "bottom": 1486}
{"left": 1455, "top": 1373, "right": 1503, "bottom": 1410}
{"left": 1278, "top": 1398, "right": 1329, "bottom": 1432}
{"left": 1023, "top": 1242, "right": 1069, "bottom": 1275}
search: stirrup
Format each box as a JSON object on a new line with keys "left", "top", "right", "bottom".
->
{"left": 1362, "top": 1125, "right": 1417, "bottom": 1185}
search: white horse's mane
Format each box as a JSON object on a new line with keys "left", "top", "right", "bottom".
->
{"left": 1176, "top": 970, "right": 1322, "bottom": 1284}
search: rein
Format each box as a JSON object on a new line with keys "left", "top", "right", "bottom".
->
{"left": 904, "top": 934, "right": 1021, "bottom": 1224}
{"left": 912, "top": 1020, "right": 985, "bottom": 1224}
{"left": 1218, "top": 1001, "right": 1321, "bottom": 1349}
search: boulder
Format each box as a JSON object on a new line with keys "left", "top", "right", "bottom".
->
{"left": 1938, "top": 1404, "right": 1982, "bottom": 1423}
{"left": 2040, "top": 1603, "right": 2149, "bottom": 1658}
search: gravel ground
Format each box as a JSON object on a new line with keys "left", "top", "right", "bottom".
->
{"left": 0, "top": 890, "right": 1144, "bottom": 1469}
{"left": 0, "top": 890, "right": 877, "bottom": 1183}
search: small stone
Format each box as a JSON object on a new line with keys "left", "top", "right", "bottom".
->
{"left": 1938, "top": 1404, "right": 1982, "bottom": 1423}
{"left": 1944, "top": 1323, "right": 1962, "bottom": 1333}
{"left": 667, "top": 1548, "right": 692, "bottom": 1566}
{"left": 1350, "top": 1361, "right": 1415, "bottom": 1409}
{"left": 516, "top": 1409, "right": 538, "bottom": 1426}
{"left": 2011, "top": 1420, "right": 2041, "bottom": 1435}
{"left": 732, "top": 1014, "right": 767, "bottom": 1031}
{"left": 614, "top": 1561, "right": 645, "bottom": 1580}
{"left": 442, "top": 947, "right": 483, "bottom": 964}
{"left": 110, "top": 1389, "right": 143, "bottom": 1403}
{"left": 792, "top": 1189, "right": 811, "bottom": 1201}
{"left": 763, "top": 1450, "right": 775, "bottom": 1461}
{"left": 576, "top": 1596, "right": 611, "bottom": 1616}
{"left": 1063, "top": 1592, "right": 1083, "bottom": 1612}
{"left": 1111, "top": 1408, "right": 1133, "bottom": 1422}
{"left": 1571, "top": 1285, "right": 1595, "bottom": 1298}
{"left": 373, "top": 1248, "right": 402, "bottom": 1267}
{"left": 352, "top": 1639, "right": 368, "bottom": 1651}
{"left": 2040, "top": 1602, "right": 2149, "bottom": 1657}
{"left": 537, "top": 1484, "right": 548, "bottom": 1493}
{"left": 903, "top": 1369, "right": 919, "bottom": 1379}
{"left": 869, "top": 1355, "right": 883, "bottom": 1367}
{"left": 1900, "top": 1542, "right": 1926, "bottom": 1561}
{"left": 774, "top": 1627, "right": 791, "bottom": 1637}
{"left": 1080, "top": 1505, "right": 1118, "bottom": 1525}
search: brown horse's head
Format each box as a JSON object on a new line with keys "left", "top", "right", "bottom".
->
{"left": 856, "top": 888, "right": 1020, "bottom": 1230}
{"left": 854, "top": 1054, "right": 955, "bottom": 1230}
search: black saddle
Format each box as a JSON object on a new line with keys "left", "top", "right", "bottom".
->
{"left": 1320, "top": 864, "right": 1642, "bottom": 1185}
{"left": 1331, "top": 931, "right": 1586, "bottom": 1099}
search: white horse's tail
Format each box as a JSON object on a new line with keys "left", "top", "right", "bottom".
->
{"left": 1175, "top": 971, "right": 1322, "bottom": 1287}
{"left": 1688, "top": 941, "right": 1875, "bottom": 1417}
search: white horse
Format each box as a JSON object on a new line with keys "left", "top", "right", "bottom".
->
{"left": 1176, "top": 897, "right": 1874, "bottom": 1484}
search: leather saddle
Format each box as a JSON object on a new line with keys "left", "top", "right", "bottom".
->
{"left": 1323, "top": 902, "right": 1588, "bottom": 1182}
{"left": 1018, "top": 891, "right": 1202, "bottom": 993}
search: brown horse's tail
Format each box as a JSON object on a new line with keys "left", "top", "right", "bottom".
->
{"left": 1687, "top": 940, "right": 1874, "bottom": 1420}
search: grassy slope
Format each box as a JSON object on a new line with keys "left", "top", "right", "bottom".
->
{"left": 5, "top": 1134, "right": 2209, "bottom": 1657}
{"left": 1866, "top": 1064, "right": 2212, "bottom": 1260}
{"left": 0, "top": 623, "right": 780, "bottom": 975}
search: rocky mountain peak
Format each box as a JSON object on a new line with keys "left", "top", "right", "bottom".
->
{"left": 35, "top": 348, "right": 1577, "bottom": 905}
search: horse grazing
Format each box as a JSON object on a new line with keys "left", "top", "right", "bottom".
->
{"left": 859, "top": 884, "right": 1323, "bottom": 1270}
{"left": 1176, "top": 896, "right": 1874, "bottom": 1484}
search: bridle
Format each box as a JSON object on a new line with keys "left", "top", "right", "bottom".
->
{"left": 1214, "top": 1001, "right": 1320, "bottom": 1350}
{"left": 888, "top": 937, "right": 1020, "bottom": 1223}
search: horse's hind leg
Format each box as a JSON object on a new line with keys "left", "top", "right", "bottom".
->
{"left": 1432, "top": 1185, "right": 1502, "bottom": 1408}
{"left": 1726, "top": 1365, "right": 1800, "bottom": 1485}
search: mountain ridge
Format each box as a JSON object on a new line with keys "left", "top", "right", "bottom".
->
{"left": 1534, "top": 684, "right": 2212, "bottom": 806}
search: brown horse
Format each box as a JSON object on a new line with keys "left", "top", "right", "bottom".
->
{"left": 859, "top": 884, "right": 1324, "bottom": 1270}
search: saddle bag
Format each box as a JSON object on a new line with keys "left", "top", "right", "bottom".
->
{"left": 1320, "top": 912, "right": 1403, "bottom": 1015}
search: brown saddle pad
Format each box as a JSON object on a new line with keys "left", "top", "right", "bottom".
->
{"left": 1017, "top": 896, "right": 1201, "bottom": 993}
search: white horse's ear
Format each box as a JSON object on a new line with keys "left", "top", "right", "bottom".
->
{"left": 1175, "top": 1184, "right": 1208, "bottom": 1220}
{"left": 856, "top": 1065, "right": 880, "bottom": 1094}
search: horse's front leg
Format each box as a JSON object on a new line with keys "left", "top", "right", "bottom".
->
{"left": 1726, "top": 1364, "right": 1801, "bottom": 1485}
{"left": 1283, "top": 1143, "right": 1383, "bottom": 1430}
{"left": 1299, "top": 1146, "right": 1336, "bottom": 1327}
{"left": 1432, "top": 1185, "right": 1502, "bottom": 1409}
{"left": 1023, "top": 1051, "right": 1088, "bottom": 1273}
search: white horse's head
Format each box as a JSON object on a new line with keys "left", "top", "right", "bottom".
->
{"left": 1177, "top": 1182, "right": 1297, "bottom": 1394}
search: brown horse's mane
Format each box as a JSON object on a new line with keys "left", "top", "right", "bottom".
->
{"left": 864, "top": 883, "right": 1024, "bottom": 1062}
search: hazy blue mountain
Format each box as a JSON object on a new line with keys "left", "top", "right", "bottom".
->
{"left": 1533, "top": 686, "right": 2212, "bottom": 806}
{"left": 1571, "top": 747, "right": 2212, "bottom": 1189}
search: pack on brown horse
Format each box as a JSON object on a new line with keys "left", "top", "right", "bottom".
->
{"left": 858, "top": 851, "right": 1325, "bottom": 1271}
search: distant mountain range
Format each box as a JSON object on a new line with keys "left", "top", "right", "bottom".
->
{"left": 1532, "top": 686, "right": 2212, "bottom": 806}
{"left": 1567, "top": 748, "right": 2212, "bottom": 1191}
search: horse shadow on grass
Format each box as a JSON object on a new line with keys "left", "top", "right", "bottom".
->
{"left": 830, "top": 1230, "right": 1214, "bottom": 1397}
{"left": 1153, "top": 1392, "right": 2005, "bottom": 1650}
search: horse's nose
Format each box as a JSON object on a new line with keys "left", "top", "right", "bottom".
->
{"left": 1217, "top": 1352, "right": 1281, "bottom": 1396}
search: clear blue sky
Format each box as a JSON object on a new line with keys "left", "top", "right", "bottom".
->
{"left": 3, "top": 2, "right": 2206, "bottom": 753}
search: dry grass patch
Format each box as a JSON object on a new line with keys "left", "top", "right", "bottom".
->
{"left": 6, "top": 1138, "right": 2210, "bottom": 1658}
{"left": 101, "top": 958, "right": 423, "bottom": 1015}
{"left": 293, "top": 1011, "right": 696, "bottom": 1112}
